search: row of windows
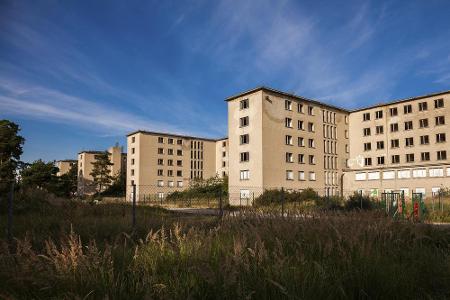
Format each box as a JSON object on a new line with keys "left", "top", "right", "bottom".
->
{"left": 286, "top": 170, "right": 316, "bottom": 181}
{"left": 324, "top": 140, "right": 339, "bottom": 155}
{"left": 285, "top": 118, "right": 315, "bottom": 131}
{"left": 190, "top": 150, "right": 203, "bottom": 160}
{"left": 157, "top": 180, "right": 184, "bottom": 187}
{"left": 285, "top": 152, "right": 316, "bottom": 164}
{"left": 324, "top": 155, "right": 338, "bottom": 170}
{"left": 363, "top": 151, "right": 447, "bottom": 166}
{"left": 157, "top": 137, "right": 183, "bottom": 145}
{"left": 362, "top": 116, "right": 446, "bottom": 136}
{"left": 284, "top": 100, "right": 315, "bottom": 115}
{"left": 322, "top": 110, "right": 337, "bottom": 125}
{"left": 355, "top": 167, "right": 450, "bottom": 181}
{"left": 324, "top": 171, "right": 339, "bottom": 186}
{"left": 323, "top": 125, "right": 339, "bottom": 140}
{"left": 362, "top": 98, "right": 444, "bottom": 121}
{"left": 157, "top": 148, "right": 183, "bottom": 156}
{"left": 285, "top": 135, "right": 316, "bottom": 148}
{"left": 157, "top": 169, "right": 183, "bottom": 177}
{"left": 157, "top": 159, "right": 183, "bottom": 166}
{"left": 363, "top": 134, "right": 446, "bottom": 151}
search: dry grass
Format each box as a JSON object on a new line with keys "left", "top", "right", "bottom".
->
{"left": 0, "top": 204, "right": 449, "bottom": 299}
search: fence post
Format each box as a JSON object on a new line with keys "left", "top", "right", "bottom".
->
{"left": 252, "top": 192, "right": 254, "bottom": 207}
{"left": 281, "top": 187, "right": 285, "bottom": 218}
{"left": 219, "top": 189, "right": 223, "bottom": 218}
{"left": 7, "top": 181, "right": 14, "bottom": 242}
{"left": 132, "top": 184, "right": 136, "bottom": 230}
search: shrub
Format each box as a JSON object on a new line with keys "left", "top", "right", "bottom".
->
{"left": 314, "top": 195, "right": 343, "bottom": 210}
{"left": 345, "top": 192, "right": 377, "bottom": 210}
{"left": 254, "top": 188, "right": 320, "bottom": 206}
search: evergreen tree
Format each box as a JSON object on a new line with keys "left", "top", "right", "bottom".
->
{"left": 57, "top": 163, "right": 78, "bottom": 197}
{"left": 21, "top": 159, "right": 59, "bottom": 190}
{"left": 90, "top": 151, "right": 114, "bottom": 193}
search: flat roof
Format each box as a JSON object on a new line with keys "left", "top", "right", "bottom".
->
{"left": 127, "top": 130, "right": 227, "bottom": 142}
{"left": 226, "top": 86, "right": 450, "bottom": 114}
{"left": 56, "top": 159, "right": 77, "bottom": 163}
{"left": 225, "top": 86, "right": 350, "bottom": 113}
{"left": 350, "top": 89, "right": 450, "bottom": 112}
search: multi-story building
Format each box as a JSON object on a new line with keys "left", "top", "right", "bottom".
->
{"left": 77, "top": 145, "right": 127, "bottom": 194}
{"left": 215, "top": 138, "right": 229, "bottom": 178}
{"left": 344, "top": 90, "right": 450, "bottom": 198}
{"left": 126, "top": 131, "right": 228, "bottom": 201}
{"left": 226, "top": 87, "right": 350, "bottom": 205}
{"left": 55, "top": 159, "right": 77, "bottom": 176}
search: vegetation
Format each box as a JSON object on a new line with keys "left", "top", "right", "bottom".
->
{"left": 167, "top": 175, "right": 228, "bottom": 201}
{"left": 100, "top": 172, "right": 126, "bottom": 197}
{"left": 90, "top": 151, "right": 114, "bottom": 193}
{"left": 0, "top": 201, "right": 449, "bottom": 299}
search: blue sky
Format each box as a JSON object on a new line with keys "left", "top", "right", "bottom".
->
{"left": 1, "top": 0, "right": 450, "bottom": 162}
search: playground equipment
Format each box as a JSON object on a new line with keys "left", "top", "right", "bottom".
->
{"left": 411, "top": 192, "right": 426, "bottom": 222}
{"left": 381, "top": 191, "right": 405, "bottom": 219}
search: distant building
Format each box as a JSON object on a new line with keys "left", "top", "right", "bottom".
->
{"left": 77, "top": 145, "right": 126, "bottom": 194}
{"left": 55, "top": 160, "right": 77, "bottom": 176}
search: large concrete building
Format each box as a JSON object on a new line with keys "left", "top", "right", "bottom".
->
{"left": 77, "top": 145, "right": 127, "bottom": 194}
{"left": 343, "top": 90, "right": 450, "bottom": 199}
{"left": 125, "top": 86, "right": 449, "bottom": 205}
{"left": 126, "top": 131, "right": 228, "bottom": 201}
{"left": 55, "top": 159, "right": 77, "bottom": 176}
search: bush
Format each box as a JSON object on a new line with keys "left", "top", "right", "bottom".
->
{"left": 0, "top": 187, "right": 55, "bottom": 214}
{"left": 314, "top": 195, "right": 344, "bottom": 210}
{"left": 254, "top": 188, "right": 320, "bottom": 206}
{"left": 345, "top": 192, "right": 377, "bottom": 210}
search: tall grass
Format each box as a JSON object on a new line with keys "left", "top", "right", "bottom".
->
{"left": 1, "top": 204, "right": 449, "bottom": 299}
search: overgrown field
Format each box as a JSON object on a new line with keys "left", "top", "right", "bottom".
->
{"left": 0, "top": 201, "right": 450, "bottom": 299}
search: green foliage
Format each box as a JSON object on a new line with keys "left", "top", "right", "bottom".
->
{"left": 167, "top": 175, "right": 227, "bottom": 200}
{"left": 20, "top": 159, "right": 59, "bottom": 190}
{"left": 90, "top": 151, "right": 114, "bottom": 193}
{"left": 55, "top": 163, "right": 78, "bottom": 197}
{"left": 101, "top": 172, "right": 126, "bottom": 197}
{"left": 345, "top": 192, "right": 379, "bottom": 210}
{"left": 0, "top": 120, "right": 25, "bottom": 195}
{"left": 314, "top": 195, "right": 344, "bottom": 210}
{"left": 254, "top": 188, "right": 320, "bottom": 206}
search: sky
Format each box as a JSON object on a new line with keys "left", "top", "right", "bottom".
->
{"left": 1, "top": 0, "right": 450, "bottom": 163}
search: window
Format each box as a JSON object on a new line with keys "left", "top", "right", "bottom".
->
{"left": 363, "top": 112, "right": 370, "bottom": 121}
{"left": 298, "top": 137, "right": 305, "bottom": 147}
{"left": 286, "top": 152, "right": 294, "bottom": 163}
{"left": 390, "top": 123, "right": 399, "bottom": 132}
{"left": 405, "top": 137, "right": 414, "bottom": 147}
{"left": 157, "top": 169, "right": 163, "bottom": 176}
{"left": 309, "top": 172, "right": 316, "bottom": 181}
{"left": 240, "top": 170, "right": 250, "bottom": 180}
{"left": 391, "top": 155, "right": 400, "bottom": 164}
{"left": 177, "top": 139, "right": 183, "bottom": 145}
{"left": 177, "top": 149, "right": 182, "bottom": 156}
{"left": 434, "top": 98, "right": 444, "bottom": 108}
{"left": 177, "top": 170, "right": 182, "bottom": 177}
{"left": 421, "top": 152, "right": 430, "bottom": 161}
{"left": 298, "top": 171, "right": 305, "bottom": 181}
{"left": 177, "top": 181, "right": 183, "bottom": 187}
{"left": 391, "top": 139, "right": 399, "bottom": 148}
{"left": 364, "top": 142, "right": 372, "bottom": 151}
{"left": 437, "top": 133, "right": 446, "bottom": 143}
{"left": 437, "top": 150, "right": 447, "bottom": 160}
{"left": 355, "top": 173, "right": 366, "bottom": 181}
{"left": 168, "top": 181, "right": 174, "bottom": 187}
{"left": 419, "top": 118, "right": 429, "bottom": 128}
{"left": 177, "top": 160, "right": 182, "bottom": 166}
{"left": 383, "top": 171, "right": 395, "bottom": 179}
{"left": 167, "top": 159, "right": 173, "bottom": 166}
{"left": 157, "top": 180, "right": 164, "bottom": 187}
{"left": 240, "top": 116, "right": 249, "bottom": 127}
{"left": 308, "top": 139, "right": 315, "bottom": 148}
{"left": 158, "top": 148, "right": 164, "bottom": 154}
{"left": 167, "top": 170, "right": 173, "bottom": 177}
{"left": 222, "top": 151, "right": 226, "bottom": 157}
{"left": 376, "top": 125, "right": 384, "bottom": 134}
{"left": 435, "top": 116, "right": 445, "bottom": 126}
{"left": 418, "top": 102, "right": 428, "bottom": 111}
{"left": 222, "top": 141, "right": 226, "bottom": 147}
{"left": 308, "top": 106, "right": 314, "bottom": 115}
{"left": 376, "top": 141, "right": 384, "bottom": 150}
{"left": 404, "top": 121, "right": 413, "bottom": 130}
{"left": 131, "top": 158, "right": 135, "bottom": 165}
{"left": 308, "top": 122, "right": 315, "bottom": 132}
{"left": 368, "top": 172, "right": 380, "bottom": 180}
{"left": 364, "top": 157, "right": 372, "bottom": 166}
{"left": 297, "top": 120, "right": 304, "bottom": 130}
{"left": 285, "top": 100, "right": 292, "bottom": 110}
{"left": 131, "top": 169, "right": 135, "bottom": 176}
{"left": 298, "top": 103, "right": 304, "bottom": 113}
{"left": 309, "top": 155, "right": 315, "bottom": 165}
{"left": 363, "top": 128, "right": 371, "bottom": 136}
{"left": 298, "top": 154, "right": 305, "bottom": 164}
{"left": 404, "top": 104, "right": 412, "bottom": 114}
{"left": 158, "top": 137, "right": 164, "bottom": 143}
{"left": 240, "top": 99, "right": 249, "bottom": 109}
{"left": 131, "top": 148, "right": 135, "bottom": 154}
{"left": 377, "top": 156, "right": 385, "bottom": 165}
{"left": 389, "top": 107, "right": 398, "bottom": 116}
{"left": 131, "top": 136, "right": 135, "bottom": 143}
{"left": 240, "top": 134, "right": 249, "bottom": 144}
{"left": 168, "top": 138, "right": 174, "bottom": 144}
{"left": 285, "top": 135, "right": 293, "bottom": 145}
{"left": 168, "top": 149, "right": 174, "bottom": 155}
{"left": 420, "top": 135, "right": 429, "bottom": 145}
{"left": 406, "top": 153, "right": 414, "bottom": 163}
{"left": 286, "top": 170, "right": 294, "bottom": 180}
{"left": 375, "top": 110, "right": 383, "bottom": 119}
{"left": 222, "top": 161, "right": 226, "bottom": 167}
{"left": 240, "top": 152, "right": 250, "bottom": 162}
{"left": 429, "top": 168, "right": 444, "bottom": 177}
{"left": 398, "top": 170, "right": 411, "bottom": 179}
{"left": 413, "top": 169, "right": 426, "bottom": 178}
{"left": 285, "top": 118, "right": 293, "bottom": 128}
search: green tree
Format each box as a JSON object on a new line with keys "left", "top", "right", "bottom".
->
{"left": 21, "top": 160, "right": 59, "bottom": 190}
{"left": 57, "top": 163, "right": 78, "bottom": 197}
{"left": 90, "top": 151, "right": 114, "bottom": 193}
{"left": 101, "top": 171, "right": 126, "bottom": 196}
{"left": 0, "top": 120, "right": 25, "bottom": 195}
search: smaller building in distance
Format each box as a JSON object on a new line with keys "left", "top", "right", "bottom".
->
{"left": 55, "top": 159, "right": 77, "bottom": 176}
{"left": 77, "top": 145, "right": 127, "bottom": 195}
{"left": 126, "top": 130, "right": 228, "bottom": 202}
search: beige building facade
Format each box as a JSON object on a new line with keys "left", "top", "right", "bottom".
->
{"left": 55, "top": 160, "right": 77, "bottom": 176}
{"left": 126, "top": 131, "right": 228, "bottom": 201}
{"left": 343, "top": 91, "right": 450, "bottom": 199}
{"left": 77, "top": 145, "right": 126, "bottom": 194}
{"left": 226, "top": 87, "right": 350, "bottom": 205}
